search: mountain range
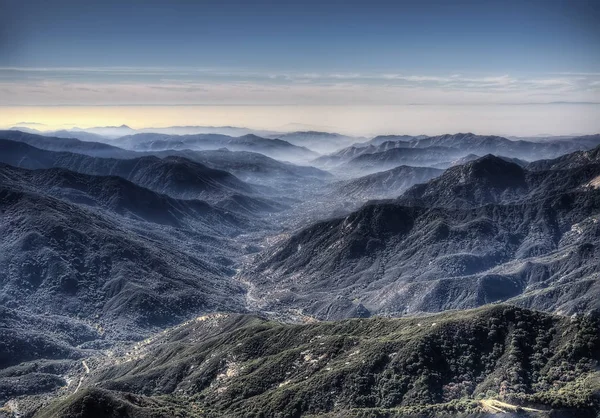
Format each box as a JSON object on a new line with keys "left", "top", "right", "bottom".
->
{"left": 332, "top": 165, "right": 443, "bottom": 201}
{"left": 244, "top": 152, "right": 600, "bottom": 319}
{"left": 314, "top": 133, "right": 600, "bottom": 176}
{"left": 1, "top": 128, "right": 600, "bottom": 417}
{"left": 268, "top": 131, "right": 360, "bottom": 154}
{"left": 0, "top": 130, "right": 134, "bottom": 159}
{"left": 0, "top": 139, "right": 269, "bottom": 207}
{"left": 114, "top": 133, "right": 319, "bottom": 163}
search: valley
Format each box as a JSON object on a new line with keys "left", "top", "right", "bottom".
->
{"left": 0, "top": 128, "right": 599, "bottom": 417}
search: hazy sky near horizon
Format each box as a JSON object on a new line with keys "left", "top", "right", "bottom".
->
{"left": 1, "top": 0, "right": 599, "bottom": 134}
{"left": 2, "top": 104, "right": 599, "bottom": 137}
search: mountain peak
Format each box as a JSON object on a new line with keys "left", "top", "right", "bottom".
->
{"left": 457, "top": 154, "right": 524, "bottom": 179}
{"left": 399, "top": 154, "right": 528, "bottom": 208}
{"left": 239, "top": 133, "right": 263, "bottom": 140}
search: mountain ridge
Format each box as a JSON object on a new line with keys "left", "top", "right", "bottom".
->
{"left": 243, "top": 151, "right": 600, "bottom": 319}
{"left": 0, "top": 138, "right": 265, "bottom": 205}
{"left": 33, "top": 306, "right": 600, "bottom": 418}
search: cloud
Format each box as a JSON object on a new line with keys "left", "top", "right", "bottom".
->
{"left": 0, "top": 67, "right": 599, "bottom": 106}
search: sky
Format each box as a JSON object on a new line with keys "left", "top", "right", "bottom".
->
{"left": 0, "top": 0, "right": 599, "bottom": 134}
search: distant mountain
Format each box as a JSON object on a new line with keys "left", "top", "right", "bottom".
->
{"left": 0, "top": 130, "right": 135, "bottom": 158}
{"left": 407, "top": 132, "right": 600, "bottom": 160}
{"left": 138, "top": 125, "right": 271, "bottom": 137}
{"left": 363, "top": 134, "right": 425, "bottom": 146}
{"left": 110, "top": 154, "right": 256, "bottom": 202}
{"left": 68, "top": 124, "right": 280, "bottom": 138}
{"left": 340, "top": 146, "right": 464, "bottom": 175}
{"left": 527, "top": 144, "right": 600, "bottom": 171}
{"left": 46, "top": 129, "right": 110, "bottom": 143}
{"left": 0, "top": 139, "right": 260, "bottom": 204}
{"left": 401, "top": 154, "right": 600, "bottom": 208}
{"left": 269, "top": 131, "right": 360, "bottom": 154}
{"left": 431, "top": 154, "right": 530, "bottom": 169}
{"left": 313, "top": 140, "right": 411, "bottom": 168}
{"left": 36, "top": 307, "right": 600, "bottom": 418}
{"left": 0, "top": 164, "right": 251, "bottom": 235}
{"left": 115, "top": 133, "right": 319, "bottom": 163}
{"left": 571, "top": 134, "right": 600, "bottom": 148}
{"left": 162, "top": 148, "right": 331, "bottom": 187}
{"left": 409, "top": 133, "right": 517, "bottom": 150}
{"left": 8, "top": 125, "right": 136, "bottom": 140}
{"left": 311, "top": 147, "right": 361, "bottom": 168}
{"left": 315, "top": 133, "right": 600, "bottom": 176}
{"left": 1, "top": 130, "right": 331, "bottom": 195}
{"left": 9, "top": 126, "right": 44, "bottom": 134}
{"left": 8, "top": 127, "right": 111, "bottom": 143}
{"left": 72, "top": 124, "right": 137, "bottom": 138}
{"left": 333, "top": 165, "right": 443, "bottom": 201}
{"left": 344, "top": 133, "right": 545, "bottom": 151}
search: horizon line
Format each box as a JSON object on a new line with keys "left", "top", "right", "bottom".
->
{"left": 1, "top": 101, "right": 600, "bottom": 107}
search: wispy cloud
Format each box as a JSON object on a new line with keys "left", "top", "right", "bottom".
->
{"left": 0, "top": 67, "right": 599, "bottom": 106}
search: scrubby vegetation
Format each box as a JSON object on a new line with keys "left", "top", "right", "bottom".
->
{"left": 35, "top": 306, "right": 600, "bottom": 417}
